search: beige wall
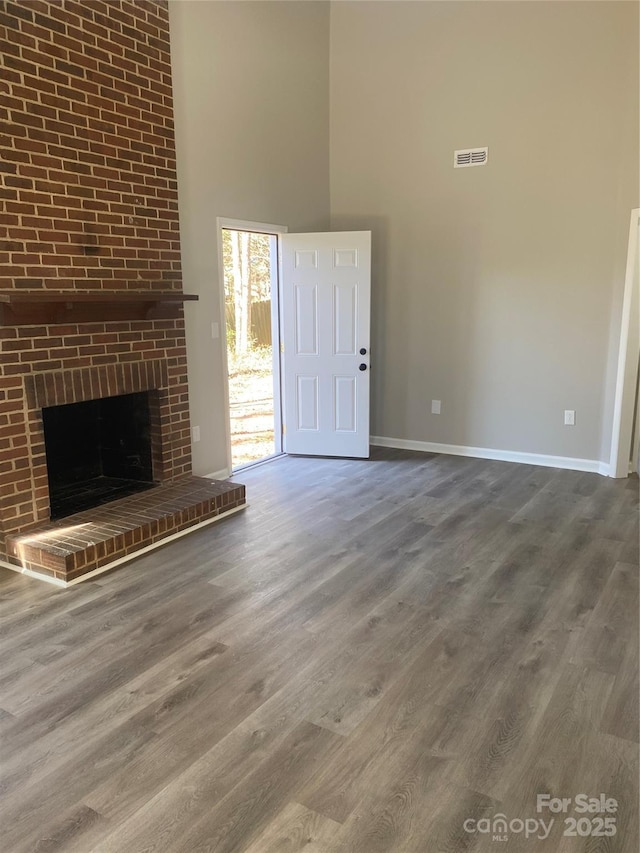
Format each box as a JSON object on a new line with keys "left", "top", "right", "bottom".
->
{"left": 330, "top": 1, "right": 639, "bottom": 462}
{"left": 169, "top": 0, "right": 330, "bottom": 474}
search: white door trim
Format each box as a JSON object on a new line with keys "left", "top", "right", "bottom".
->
{"left": 609, "top": 208, "right": 640, "bottom": 478}
{"left": 216, "top": 217, "right": 288, "bottom": 474}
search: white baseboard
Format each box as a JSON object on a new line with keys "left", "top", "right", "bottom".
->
{"left": 204, "top": 468, "right": 230, "bottom": 480}
{"left": 370, "top": 436, "right": 608, "bottom": 476}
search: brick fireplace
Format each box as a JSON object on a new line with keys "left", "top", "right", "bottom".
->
{"left": 0, "top": 0, "right": 245, "bottom": 582}
{"left": 25, "top": 359, "right": 172, "bottom": 520}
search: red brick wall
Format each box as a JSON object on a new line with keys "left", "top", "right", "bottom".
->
{"left": 0, "top": 0, "right": 191, "bottom": 552}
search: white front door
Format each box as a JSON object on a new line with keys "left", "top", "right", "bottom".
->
{"left": 280, "top": 231, "right": 371, "bottom": 458}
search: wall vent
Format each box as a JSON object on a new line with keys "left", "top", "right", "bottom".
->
{"left": 454, "top": 147, "right": 488, "bottom": 168}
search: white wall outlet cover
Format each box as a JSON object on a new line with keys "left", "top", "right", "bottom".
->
{"left": 564, "top": 410, "right": 576, "bottom": 426}
{"left": 431, "top": 399, "right": 442, "bottom": 414}
{"left": 192, "top": 425, "right": 201, "bottom": 442}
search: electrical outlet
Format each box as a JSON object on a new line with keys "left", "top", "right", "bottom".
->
{"left": 192, "top": 425, "right": 201, "bottom": 442}
{"left": 564, "top": 410, "right": 576, "bottom": 426}
{"left": 431, "top": 399, "right": 441, "bottom": 415}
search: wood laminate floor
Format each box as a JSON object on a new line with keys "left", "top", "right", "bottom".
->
{"left": 0, "top": 448, "right": 638, "bottom": 852}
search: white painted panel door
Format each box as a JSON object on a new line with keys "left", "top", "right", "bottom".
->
{"left": 281, "top": 231, "right": 371, "bottom": 457}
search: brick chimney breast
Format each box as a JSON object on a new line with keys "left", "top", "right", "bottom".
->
{"left": 0, "top": 1, "right": 193, "bottom": 560}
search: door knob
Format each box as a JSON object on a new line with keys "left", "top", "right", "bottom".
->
{"left": 359, "top": 363, "right": 367, "bottom": 371}
{"left": 359, "top": 347, "right": 367, "bottom": 355}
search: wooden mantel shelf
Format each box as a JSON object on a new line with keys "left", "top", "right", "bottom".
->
{"left": 0, "top": 291, "right": 199, "bottom": 326}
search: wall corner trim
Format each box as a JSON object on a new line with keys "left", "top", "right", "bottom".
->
{"left": 370, "top": 436, "right": 608, "bottom": 476}
{"left": 608, "top": 208, "right": 640, "bottom": 478}
{"left": 205, "top": 469, "right": 231, "bottom": 481}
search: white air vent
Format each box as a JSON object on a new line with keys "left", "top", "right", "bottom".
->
{"left": 454, "top": 147, "right": 488, "bottom": 168}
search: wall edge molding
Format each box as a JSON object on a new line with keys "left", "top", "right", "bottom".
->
{"left": 205, "top": 468, "right": 231, "bottom": 481}
{"left": 370, "top": 436, "right": 608, "bottom": 476}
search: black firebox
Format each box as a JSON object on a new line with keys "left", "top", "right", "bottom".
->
{"left": 42, "top": 391, "right": 156, "bottom": 520}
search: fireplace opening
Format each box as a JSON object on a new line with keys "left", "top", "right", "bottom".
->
{"left": 42, "top": 391, "right": 157, "bottom": 520}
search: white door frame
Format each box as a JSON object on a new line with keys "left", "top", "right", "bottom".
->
{"left": 216, "top": 217, "right": 288, "bottom": 474}
{"left": 632, "top": 366, "right": 640, "bottom": 476}
{"left": 609, "top": 208, "right": 640, "bottom": 477}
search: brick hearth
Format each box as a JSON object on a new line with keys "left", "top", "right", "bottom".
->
{"left": 0, "top": 1, "right": 245, "bottom": 581}
{"left": 6, "top": 476, "right": 245, "bottom": 583}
